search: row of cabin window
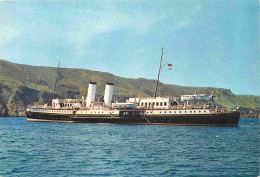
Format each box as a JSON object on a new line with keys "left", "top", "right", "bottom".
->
{"left": 146, "top": 110, "right": 207, "bottom": 114}
{"left": 80, "top": 111, "right": 114, "bottom": 114}
{"left": 50, "top": 110, "right": 71, "bottom": 113}
{"left": 56, "top": 103, "right": 73, "bottom": 107}
{"left": 45, "top": 117, "right": 72, "bottom": 121}
{"left": 140, "top": 102, "right": 169, "bottom": 107}
{"left": 36, "top": 109, "right": 115, "bottom": 114}
{"left": 36, "top": 109, "right": 71, "bottom": 113}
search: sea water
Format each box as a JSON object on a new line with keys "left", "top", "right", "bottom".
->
{"left": 0, "top": 118, "right": 259, "bottom": 176}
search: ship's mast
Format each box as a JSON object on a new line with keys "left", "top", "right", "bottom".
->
{"left": 154, "top": 48, "right": 164, "bottom": 98}
{"left": 53, "top": 60, "right": 60, "bottom": 99}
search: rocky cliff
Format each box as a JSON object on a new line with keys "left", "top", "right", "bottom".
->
{"left": 0, "top": 59, "right": 259, "bottom": 118}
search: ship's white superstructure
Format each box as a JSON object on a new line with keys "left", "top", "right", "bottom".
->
{"left": 28, "top": 81, "right": 226, "bottom": 117}
{"left": 26, "top": 79, "right": 239, "bottom": 126}
{"left": 31, "top": 81, "right": 224, "bottom": 114}
{"left": 127, "top": 97, "right": 178, "bottom": 109}
{"left": 52, "top": 98, "right": 83, "bottom": 109}
{"left": 181, "top": 94, "right": 218, "bottom": 102}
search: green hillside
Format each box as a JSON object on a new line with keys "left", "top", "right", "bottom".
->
{"left": 0, "top": 59, "right": 259, "bottom": 117}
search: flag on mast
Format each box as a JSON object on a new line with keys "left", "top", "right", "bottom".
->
{"left": 168, "top": 63, "right": 173, "bottom": 70}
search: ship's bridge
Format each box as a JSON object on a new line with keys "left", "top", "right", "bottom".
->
{"left": 181, "top": 94, "right": 218, "bottom": 102}
{"left": 127, "top": 97, "right": 178, "bottom": 109}
{"left": 52, "top": 98, "right": 83, "bottom": 109}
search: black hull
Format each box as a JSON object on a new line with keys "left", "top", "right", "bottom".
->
{"left": 26, "top": 111, "right": 240, "bottom": 127}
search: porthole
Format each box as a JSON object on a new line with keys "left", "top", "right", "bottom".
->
{"left": 194, "top": 111, "right": 196, "bottom": 113}
{"left": 185, "top": 111, "right": 187, "bottom": 113}
{"left": 174, "top": 111, "right": 176, "bottom": 113}
{"left": 179, "top": 111, "right": 181, "bottom": 113}
{"left": 199, "top": 111, "right": 201, "bottom": 113}
{"left": 169, "top": 111, "right": 171, "bottom": 113}
{"left": 204, "top": 111, "right": 206, "bottom": 113}
{"left": 190, "top": 111, "right": 192, "bottom": 113}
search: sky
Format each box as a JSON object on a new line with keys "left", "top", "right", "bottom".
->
{"left": 0, "top": 0, "right": 259, "bottom": 95}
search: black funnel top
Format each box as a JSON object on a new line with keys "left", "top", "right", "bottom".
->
{"left": 106, "top": 82, "right": 114, "bottom": 85}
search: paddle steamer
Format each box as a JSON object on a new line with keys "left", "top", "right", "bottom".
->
{"left": 26, "top": 49, "right": 240, "bottom": 126}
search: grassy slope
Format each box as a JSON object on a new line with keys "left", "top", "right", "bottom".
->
{"left": 0, "top": 59, "right": 259, "bottom": 116}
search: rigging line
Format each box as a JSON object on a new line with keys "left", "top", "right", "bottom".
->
{"left": 144, "top": 116, "right": 152, "bottom": 124}
{"left": 158, "top": 63, "right": 169, "bottom": 97}
{"left": 154, "top": 48, "right": 164, "bottom": 98}
{"left": 159, "top": 69, "right": 162, "bottom": 97}
{"left": 52, "top": 60, "right": 60, "bottom": 100}
{"left": 143, "top": 108, "right": 152, "bottom": 124}
{"left": 46, "top": 68, "right": 58, "bottom": 105}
